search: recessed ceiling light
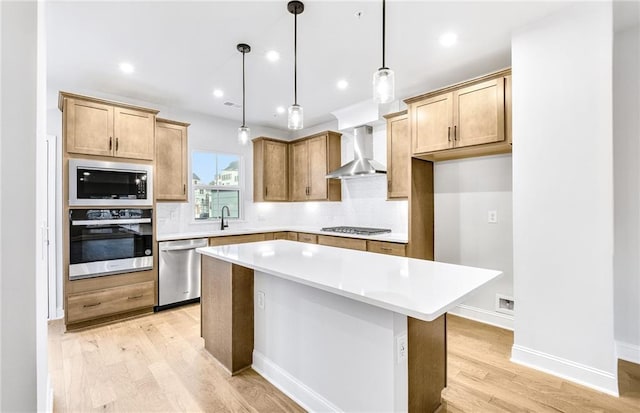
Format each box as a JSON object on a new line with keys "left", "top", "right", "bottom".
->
{"left": 119, "top": 62, "right": 135, "bottom": 74}
{"left": 266, "top": 50, "right": 280, "bottom": 62}
{"left": 337, "top": 79, "right": 349, "bottom": 90}
{"left": 213, "top": 89, "right": 224, "bottom": 98}
{"left": 439, "top": 32, "right": 458, "bottom": 47}
{"left": 276, "top": 106, "right": 285, "bottom": 114}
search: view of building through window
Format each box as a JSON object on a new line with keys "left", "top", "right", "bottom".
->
{"left": 192, "top": 151, "right": 241, "bottom": 220}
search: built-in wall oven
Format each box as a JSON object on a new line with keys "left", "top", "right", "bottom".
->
{"left": 69, "top": 208, "right": 153, "bottom": 280}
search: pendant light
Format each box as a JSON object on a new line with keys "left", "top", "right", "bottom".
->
{"left": 237, "top": 43, "right": 251, "bottom": 145}
{"left": 287, "top": 1, "right": 304, "bottom": 130}
{"left": 373, "top": 0, "right": 394, "bottom": 104}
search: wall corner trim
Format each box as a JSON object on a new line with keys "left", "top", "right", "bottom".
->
{"left": 511, "top": 344, "right": 619, "bottom": 397}
{"left": 616, "top": 341, "right": 640, "bottom": 364}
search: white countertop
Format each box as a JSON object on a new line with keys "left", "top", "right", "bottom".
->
{"left": 158, "top": 226, "right": 408, "bottom": 243}
{"left": 197, "top": 240, "right": 501, "bottom": 322}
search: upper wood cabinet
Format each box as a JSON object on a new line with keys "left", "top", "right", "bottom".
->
{"left": 60, "top": 92, "right": 158, "bottom": 160}
{"left": 156, "top": 118, "right": 189, "bottom": 201}
{"left": 253, "top": 137, "right": 289, "bottom": 202}
{"left": 384, "top": 110, "right": 410, "bottom": 199}
{"left": 405, "top": 68, "right": 512, "bottom": 162}
{"left": 289, "top": 131, "right": 342, "bottom": 202}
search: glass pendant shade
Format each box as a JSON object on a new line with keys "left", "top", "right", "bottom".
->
{"left": 237, "top": 126, "right": 250, "bottom": 145}
{"left": 373, "top": 67, "right": 395, "bottom": 104}
{"left": 288, "top": 104, "right": 303, "bottom": 130}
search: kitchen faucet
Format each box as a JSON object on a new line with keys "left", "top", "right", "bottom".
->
{"left": 220, "top": 205, "right": 230, "bottom": 230}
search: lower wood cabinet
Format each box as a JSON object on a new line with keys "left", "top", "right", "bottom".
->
{"left": 209, "top": 233, "right": 269, "bottom": 246}
{"left": 297, "top": 233, "right": 318, "bottom": 244}
{"left": 367, "top": 240, "right": 407, "bottom": 257}
{"left": 66, "top": 281, "right": 155, "bottom": 324}
{"left": 318, "top": 235, "right": 367, "bottom": 251}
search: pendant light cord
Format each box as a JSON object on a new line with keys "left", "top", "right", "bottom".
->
{"left": 382, "top": 0, "right": 386, "bottom": 69}
{"left": 294, "top": 11, "right": 298, "bottom": 105}
{"left": 242, "top": 50, "right": 246, "bottom": 127}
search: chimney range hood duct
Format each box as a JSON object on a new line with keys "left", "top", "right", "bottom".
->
{"left": 326, "top": 125, "right": 386, "bottom": 179}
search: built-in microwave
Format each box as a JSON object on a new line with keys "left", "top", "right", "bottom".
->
{"left": 69, "top": 159, "right": 153, "bottom": 206}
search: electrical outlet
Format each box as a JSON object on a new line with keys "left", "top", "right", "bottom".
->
{"left": 257, "top": 291, "right": 265, "bottom": 310}
{"left": 488, "top": 210, "right": 498, "bottom": 223}
{"left": 397, "top": 334, "right": 408, "bottom": 363}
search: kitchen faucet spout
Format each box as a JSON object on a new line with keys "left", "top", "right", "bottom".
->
{"left": 220, "top": 206, "right": 230, "bottom": 230}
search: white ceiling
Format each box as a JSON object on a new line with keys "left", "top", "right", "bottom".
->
{"left": 47, "top": 0, "right": 590, "bottom": 131}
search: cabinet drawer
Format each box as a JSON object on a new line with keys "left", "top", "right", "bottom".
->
{"left": 209, "top": 233, "right": 267, "bottom": 246}
{"left": 287, "top": 232, "right": 298, "bottom": 241}
{"left": 318, "top": 235, "right": 367, "bottom": 251}
{"left": 297, "top": 233, "right": 317, "bottom": 244}
{"left": 67, "top": 281, "right": 155, "bottom": 323}
{"left": 367, "top": 241, "right": 407, "bottom": 257}
{"left": 273, "top": 232, "right": 289, "bottom": 240}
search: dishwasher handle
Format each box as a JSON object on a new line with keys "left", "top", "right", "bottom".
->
{"left": 159, "top": 239, "right": 208, "bottom": 252}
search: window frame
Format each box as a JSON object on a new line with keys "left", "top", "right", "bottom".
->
{"left": 190, "top": 149, "right": 244, "bottom": 223}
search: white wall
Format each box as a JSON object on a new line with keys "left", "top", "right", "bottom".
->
{"left": 613, "top": 24, "right": 640, "bottom": 363}
{"left": 512, "top": 2, "right": 617, "bottom": 395}
{"left": 435, "top": 154, "right": 514, "bottom": 329}
{"left": 0, "top": 1, "right": 42, "bottom": 411}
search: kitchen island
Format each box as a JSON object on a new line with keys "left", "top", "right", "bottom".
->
{"left": 197, "top": 240, "right": 501, "bottom": 412}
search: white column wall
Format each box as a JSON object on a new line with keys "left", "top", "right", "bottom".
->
{"left": 0, "top": 1, "right": 40, "bottom": 411}
{"left": 613, "top": 24, "right": 640, "bottom": 363}
{"left": 511, "top": 2, "right": 617, "bottom": 394}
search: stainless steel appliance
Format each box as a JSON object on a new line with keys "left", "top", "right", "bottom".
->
{"left": 69, "top": 208, "right": 153, "bottom": 280}
{"left": 158, "top": 238, "right": 208, "bottom": 308}
{"left": 325, "top": 125, "right": 386, "bottom": 179}
{"left": 69, "top": 159, "right": 153, "bottom": 206}
{"left": 321, "top": 226, "right": 392, "bottom": 235}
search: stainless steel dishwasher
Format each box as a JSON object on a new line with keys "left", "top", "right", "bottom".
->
{"left": 158, "top": 238, "right": 208, "bottom": 309}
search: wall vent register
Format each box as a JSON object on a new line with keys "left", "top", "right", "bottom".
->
{"left": 321, "top": 226, "right": 392, "bottom": 235}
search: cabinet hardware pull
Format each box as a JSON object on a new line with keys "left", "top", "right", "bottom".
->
{"left": 83, "top": 302, "right": 101, "bottom": 308}
{"left": 265, "top": 186, "right": 268, "bottom": 197}
{"left": 183, "top": 184, "right": 186, "bottom": 195}
{"left": 381, "top": 247, "right": 392, "bottom": 251}
{"left": 454, "top": 125, "right": 457, "bottom": 141}
{"left": 128, "top": 294, "right": 143, "bottom": 300}
{"left": 109, "top": 137, "right": 113, "bottom": 150}
{"left": 115, "top": 137, "right": 119, "bottom": 151}
{"left": 447, "top": 127, "right": 451, "bottom": 142}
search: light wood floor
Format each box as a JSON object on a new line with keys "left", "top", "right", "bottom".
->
{"left": 49, "top": 305, "right": 640, "bottom": 412}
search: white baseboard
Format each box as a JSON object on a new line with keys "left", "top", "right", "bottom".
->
{"left": 252, "top": 350, "right": 342, "bottom": 413}
{"left": 616, "top": 341, "right": 640, "bottom": 364}
{"left": 511, "top": 344, "right": 619, "bottom": 396}
{"left": 449, "top": 304, "right": 514, "bottom": 331}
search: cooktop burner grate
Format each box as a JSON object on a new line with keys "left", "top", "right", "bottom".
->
{"left": 320, "top": 226, "right": 392, "bottom": 235}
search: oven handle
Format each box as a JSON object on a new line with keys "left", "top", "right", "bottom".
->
{"left": 71, "top": 218, "right": 151, "bottom": 226}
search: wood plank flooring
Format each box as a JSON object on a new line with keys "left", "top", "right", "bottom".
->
{"left": 49, "top": 305, "right": 640, "bottom": 412}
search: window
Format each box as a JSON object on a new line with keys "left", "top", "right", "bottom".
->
{"left": 192, "top": 151, "right": 241, "bottom": 220}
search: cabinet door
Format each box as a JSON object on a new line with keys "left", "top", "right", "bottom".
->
{"left": 412, "top": 93, "right": 453, "bottom": 154}
{"left": 65, "top": 98, "right": 114, "bottom": 157}
{"left": 453, "top": 78, "right": 505, "bottom": 148}
{"left": 156, "top": 122, "right": 187, "bottom": 201}
{"left": 114, "top": 107, "right": 155, "bottom": 160}
{"left": 307, "top": 135, "right": 328, "bottom": 200}
{"left": 263, "top": 140, "right": 289, "bottom": 201}
{"left": 387, "top": 114, "right": 409, "bottom": 199}
{"left": 290, "top": 140, "right": 309, "bottom": 201}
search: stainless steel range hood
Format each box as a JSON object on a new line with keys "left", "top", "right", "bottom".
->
{"left": 325, "top": 125, "right": 386, "bottom": 179}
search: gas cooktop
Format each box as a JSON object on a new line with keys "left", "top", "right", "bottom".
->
{"left": 320, "top": 226, "right": 392, "bottom": 236}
